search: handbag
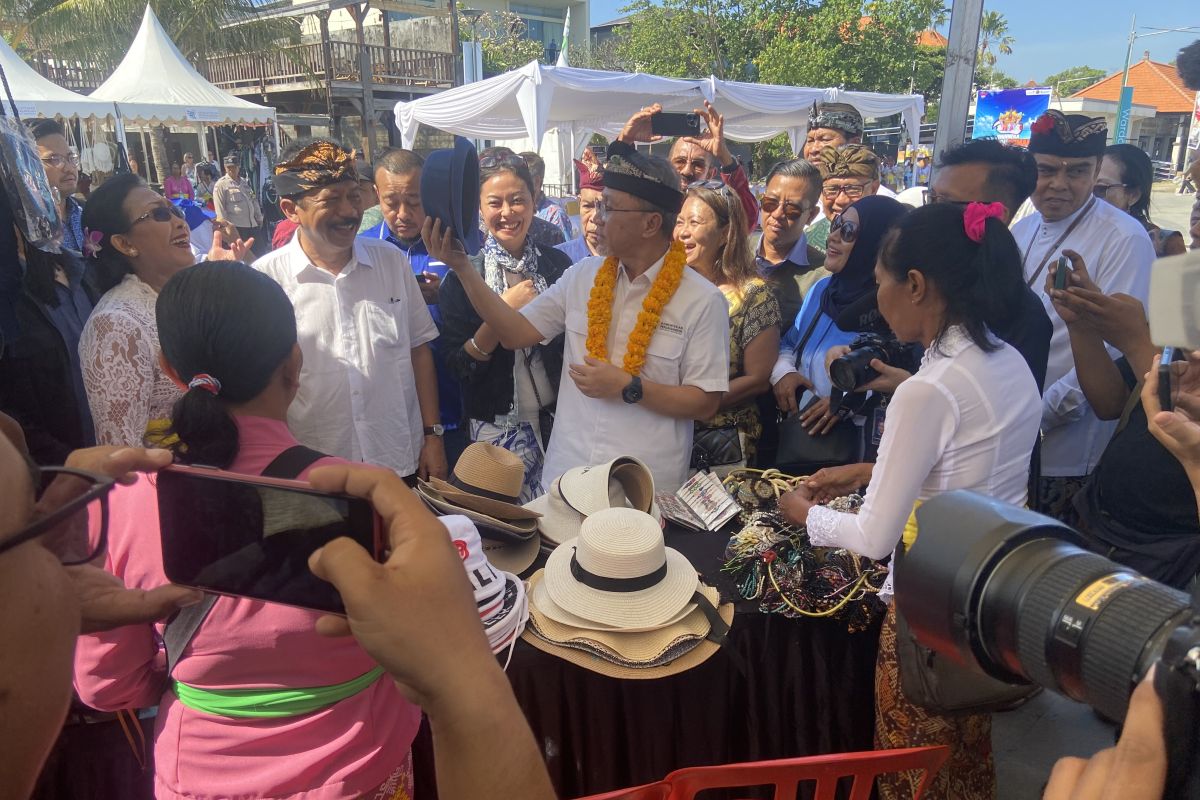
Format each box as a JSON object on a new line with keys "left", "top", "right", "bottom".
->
{"left": 691, "top": 425, "right": 743, "bottom": 470}
{"left": 522, "top": 348, "right": 555, "bottom": 446}
{"left": 774, "top": 311, "right": 861, "bottom": 474}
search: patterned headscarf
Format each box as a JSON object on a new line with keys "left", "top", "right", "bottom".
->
{"left": 808, "top": 102, "right": 864, "bottom": 138}
{"left": 483, "top": 234, "right": 546, "bottom": 297}
{"left": 273, "top": 140, "right": 359, "bottom": 198}
{"left": 817, "top": 144, "right": 880, "bottom": 182}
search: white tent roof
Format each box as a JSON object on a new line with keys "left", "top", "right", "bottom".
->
{"left": 0, "top": 36, "right": 117, "bottom": 119}
{"left": 395, "top": 61, "right": 924, "bottom": 155}
{"left": 91, "top": 5, "right": 275, "bottom": 126}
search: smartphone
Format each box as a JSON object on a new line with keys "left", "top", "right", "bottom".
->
{"left": 650, "top": 111, "right": 703, "bottom": 138}
{"left": 1053, "top": 255, "right": 1072, "bottom": 290}
{"left": 1159, "top": 347, "right": 1178, "bottom": 412}
{"left": 156, "top": 465, "right": 384, "bottom": 614}
{"left": 415, "top": 273, "right": 430, "bottom": 283}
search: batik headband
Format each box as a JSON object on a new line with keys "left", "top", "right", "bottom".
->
{"left": 808, "top": 102, "right": 864, "bottom": 138}
{"left": 602, "top": 155, "right": 684, "bottom": 213}
{"left": 1028, "top": 110, "right": 1107, "bottom": 158}
{"left": 273, "top": 140, "right": 359, "bottom": 198}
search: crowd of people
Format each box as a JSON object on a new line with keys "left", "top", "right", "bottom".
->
{"left": 3, "top": 40, "right": 1200, "bottom": 800}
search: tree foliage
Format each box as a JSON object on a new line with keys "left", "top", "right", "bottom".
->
{"left": 975, "top": 64, "right": 1017, "bottom": 90}
{"left": 1042, "top": 65, "right": 1108, "bottom": 95}
{"left": 976, "top": 9, "right": 1013, "bottom": 69}
{"left": 460, "top": 8, "right": 546, "bottom": 77}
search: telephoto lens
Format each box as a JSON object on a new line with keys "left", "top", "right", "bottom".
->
{"left": 897, "top": 491, "right": 1197, "bottom": 722}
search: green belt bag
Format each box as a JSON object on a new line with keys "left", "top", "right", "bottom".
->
{"left": 172, "top": 666, "right": 386, "bottom": 719}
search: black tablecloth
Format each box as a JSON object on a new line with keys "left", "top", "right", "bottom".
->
{"left": 505, "top": 524, "right": 883, "bottom": 798}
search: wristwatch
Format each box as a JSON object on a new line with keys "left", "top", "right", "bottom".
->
{"left": 621, "top": 376, "right": 643, "bottom": 405}
{"left": 423, "top": 424, "right": 445, "bottom": 437}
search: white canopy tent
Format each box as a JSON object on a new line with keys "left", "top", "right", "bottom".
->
{"left": 395, "top": 61, "right": 925, "bottom": 161}
{"left": 91, "top": 6, "right": 276, "bottom": 130}
{"left": 0, "top": 37, "right": 117, "bottom": 120}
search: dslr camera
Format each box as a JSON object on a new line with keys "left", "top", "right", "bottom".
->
{"left": 828, "top": 333, "right": 911, "bottom": 393}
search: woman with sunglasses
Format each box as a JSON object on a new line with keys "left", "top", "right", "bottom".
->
{"left": 770, "top": 196, "right": 907, "bottom": 462}
{"left": 78, "top": 174, "right": 251, "bottom": 447}
{"left": 676, "top": 180, "right": 780, "bottom": 469}
{"left": 1096, "top": 144, "right": 1185, "bottom": 258}
{"left": 440, "top": 154, "right": 571, "bottom": 500}
{"left": 72, "top": 261, "right": 425, "bottom": 799}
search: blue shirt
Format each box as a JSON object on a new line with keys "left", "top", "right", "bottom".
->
{"left": 62, "top": 196, "right": 85, "bottom": 254}
{"left": 555, "top": 236, "right": 592, "bottom": 264}
{"left": 43, "top": 257, "right": 95, "bottom": 445}
{"left": 777, "top": 277, "right": 858, "bottom": 399}
{"left": 360, "top": 221, "right": 462, "bottom": 429}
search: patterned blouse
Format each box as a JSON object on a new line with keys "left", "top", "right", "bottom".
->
{"left": 700, "top": 277, "right": 781, "bottom": 462}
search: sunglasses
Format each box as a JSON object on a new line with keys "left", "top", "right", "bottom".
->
{"left": 129, "top": 204, "right": 186, "bottom": 227}
{"left": 479, "top": 154, "right": 528, "bottom": 171}
{"left": 1092, "top": 183, "right": 1129, "bottom": 199}
{"left": 759, "top": 196, "right": 811, "bottom": 220}
{"left": 689, "top": 178, "right": 731, "bottom": 193}
{"left": 0, "top": 467, "right": 114, "bottom": 566}
{"left": 830, "top": 214, "right": 859, "bottom": 243}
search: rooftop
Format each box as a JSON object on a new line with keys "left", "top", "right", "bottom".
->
{"left": 1071, "top": 54, "right": 1194, "bottom": 114}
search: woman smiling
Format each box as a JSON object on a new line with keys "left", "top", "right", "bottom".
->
{"left": 439, "top": 154, "right": 572, "bottom": 500}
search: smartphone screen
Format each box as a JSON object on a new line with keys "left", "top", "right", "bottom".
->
{"left": 156, "top": 466, "right": 381, "bottom": 614}
{"left": 650, "top": 111, "right": 702, "bottom": 138}
{"left": 1159, "top": 347, "right": 1177, "bottom": 412}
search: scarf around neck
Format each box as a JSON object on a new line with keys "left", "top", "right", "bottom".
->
{"left": 483, "top": 234, "right": 546, "bottom": 296}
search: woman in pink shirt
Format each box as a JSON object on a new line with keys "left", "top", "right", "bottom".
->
{"left": 162, "top": 162, "right": 194, "bottom": 201}
{"left": 73, "top": 261, "right": 423, "bottom": 799}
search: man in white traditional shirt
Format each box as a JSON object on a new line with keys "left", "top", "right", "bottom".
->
{"left": 254, "top": 139, "right": 448, "bottom": 482}
{"left": 424, "top": 148, "right": 729, "bottom": 492}
{"left": 1011, "top": 111, "right": 1155, "bottom": 519}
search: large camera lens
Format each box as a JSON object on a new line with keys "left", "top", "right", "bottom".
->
{"left": 829, "top": 346, "right": 884, "bottom": 393}
{"left": 898, "top": 492, "right": 1195, "bottom": 721}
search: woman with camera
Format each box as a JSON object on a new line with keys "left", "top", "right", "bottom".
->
{"left": 72, "top": 262, "right": 424, "bottom": 799}
{"left": 675, "top": 180, "right": 780, "bottom": 469}
{"left": 769, "top": 195, "right": 907, "bottom": 470}
{"left": 778, "top": 202, "right": 1042, "bottom": 800}
{"left": 439, "top": 154, "right": 571, "bottom": 501}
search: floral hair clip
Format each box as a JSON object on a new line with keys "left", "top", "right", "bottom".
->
{"left": 962, "top": 202, "right": 1006, "bottom": 243}
{"left": 82, "top": 228, "right": 103, "bottom": 259}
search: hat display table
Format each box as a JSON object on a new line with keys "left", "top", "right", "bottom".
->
{"left": 502, "top": 521, "right": 882, "bottom": 797}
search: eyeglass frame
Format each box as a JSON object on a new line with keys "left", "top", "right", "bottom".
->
{"left": 479, "top": 154, "right": 528, "bottom": 171}
{"left": 41, "top": 152, "right": 81, "bottom": 169}
{"left": 1092, "top": 182, "right": 1130, "bottom": 199}
{"left": 0, "top": 467, "right": 114, "bottom": 566}
{"left": 129, "top": 203, "right": 186, "bottom": 228}
{"left": 923, "top": 191, "right": 974, "bottom": 208}
{"left": 820, "top": 181, "right": 872, "bottom": 200}
{"left": 595, "top": 200, "right": 656, "bottom": 220}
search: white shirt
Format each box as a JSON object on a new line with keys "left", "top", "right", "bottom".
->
{"left": 1011, "top": 198, "right": 1154, "bottom": 477}
{"left": 807, "top": 328, "right": 1041, "bottom": 570}
{"left": 520, "top": 253, "right": 730, "bottom": 492}
{"left": 254, "top": 236, "right": 438, "bottom": 475}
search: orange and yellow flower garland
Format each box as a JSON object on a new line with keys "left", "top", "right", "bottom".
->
{"left": 585, "top": 240, "right": 687, "bottom": 377}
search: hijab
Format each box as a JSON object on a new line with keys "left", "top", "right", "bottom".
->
{"left": 819, "top": 194, "right": 908, "bottom": 327}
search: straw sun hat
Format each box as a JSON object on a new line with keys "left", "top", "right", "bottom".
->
{"left": 524, "top": 456, "right": 659, "bottom": 546}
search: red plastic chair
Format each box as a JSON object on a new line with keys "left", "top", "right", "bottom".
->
{"left": 574, "top": 746, "right": 949, "bottom": 800}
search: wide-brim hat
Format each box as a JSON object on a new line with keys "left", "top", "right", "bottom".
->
{"left": 426, "top": 476, "right": 542, "bottom": 521}
{"left": 415, "top": 480, "right": 537, "bottom": 539}
{"left": 420, "top": 136, "right": 481, "bottom": 256}
{"left": 478, "top": 527, "right": 541, "bottom": 575}
{"left": 542, "top": 507, "right": 697, "bottom": 629}
{"left": 529, "top": 567, "right": 697, "bottom": 633}
{"left": 523, "top": 456, "right": 659, "bottom": 546}
{"left": 523, "top": 570, "right": 733, "bottom": 680}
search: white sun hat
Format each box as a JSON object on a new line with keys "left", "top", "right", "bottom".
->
{"left": 542, "top": 507, "right": 698, "bottom": 630}
{"left": 523, "top": 456, "right": 660, "bottom": 546}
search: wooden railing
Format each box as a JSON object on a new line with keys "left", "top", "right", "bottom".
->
{"left": 203, "top": 41, "right": 453, "bottom": 93}
{"left": 28, "top": 57, "right": 111, "bottom": 94}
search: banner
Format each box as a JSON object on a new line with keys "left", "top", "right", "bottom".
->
{"left": 1115, "top": 85, "right": 1134, "bottom": 144}
{"left": 972, "top": 87, "right": 1052, "bottom": 148}
{"left": 1188, "top": 91, "right": 1200, "bottom": 151}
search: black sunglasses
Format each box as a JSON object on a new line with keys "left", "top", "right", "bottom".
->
{"left": 0, "top": 467, "right": 114, "bottom": 566}
{"left": 830, "top": 214, "right": 859, "bottom": 244}
{"left": 129, "top": 204, "right": 186, "bottom": 227}
{"left": 759, "top": 196, "right": 811, "bottom": 220}
{"left": 479, "top": 154, "right": 528, "bottom": 171}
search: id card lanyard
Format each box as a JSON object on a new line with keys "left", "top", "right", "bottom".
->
{"left": 1023, "top": 197, "right": 1096, "bottom": 289}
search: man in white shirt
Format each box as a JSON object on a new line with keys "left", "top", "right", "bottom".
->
{"left": 254, "top": 139, "right": 447, "bottom": 481}
{"left": 1011, "top": 111, "right": 1155, "bottom": 519}
{"left": 423, "top": 149, "right": 729, "bottom": 492}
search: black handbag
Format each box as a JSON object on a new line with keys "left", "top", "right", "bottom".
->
{"left": 691, "top": 425, "right": 743, "bottom": 470}
{"left": 774, "top": 312, "right": 861, "bottom": 474}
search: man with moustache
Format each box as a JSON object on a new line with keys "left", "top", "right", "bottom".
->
{"left": 255, "top": 139, "right": 447, "bottom": 482}
{"left": 556, "top": 158, "right": 606, "bottom": 262}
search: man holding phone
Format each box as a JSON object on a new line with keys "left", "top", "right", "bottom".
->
{"left": 1011, "top": 111, "right": 1155, "bottom": 519}
{"left": 616, "top": 100, "right": 759, "bottom": 228}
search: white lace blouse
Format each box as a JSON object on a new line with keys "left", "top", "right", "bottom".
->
{"left": 79, "top": 274, "right": 183, "bottom": 447}
{"left": 806, "top": 327, "right": 1042, "bottom": 562}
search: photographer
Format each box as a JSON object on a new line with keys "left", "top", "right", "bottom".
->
{"left": 778, "top": 202, "right": 1041, "bottom": 800}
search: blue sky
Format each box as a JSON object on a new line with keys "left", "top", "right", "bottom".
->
{"left": 586, "top": 1, "right": 1199, "bottom": 86}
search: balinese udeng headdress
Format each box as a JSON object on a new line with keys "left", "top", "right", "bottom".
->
{"left": 1028, "top": 110, "right": 1107, "bottom": 159}
{"left": 817, "top": 144, "right": 880, "bottom": 181}
{"left": 602, "top": 153, "right": 684, "bottom": 213}
{"left": 273, "top": 140, "right": 359, "bottom": 198}
{"left": 574, "top": 159, "right": 604, "bottom": 193}
{"left": 808, "top": 102, "right": 864, "bottom": 139}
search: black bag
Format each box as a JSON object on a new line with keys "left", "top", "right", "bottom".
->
{"left": 691, "top": 425, "right": 743, "bottom": 470}
{"left": 773, "top": 310, "right": 861, "bottom": 474}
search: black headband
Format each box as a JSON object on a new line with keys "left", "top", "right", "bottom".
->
{"left": 570, "top": 547, "right": 668, "bottom": 593}
{"left": 603, "top": 171, "right": 685, "bottom": 214}
{"left": 450, "top": 474, "right": 520, "bottom": 505}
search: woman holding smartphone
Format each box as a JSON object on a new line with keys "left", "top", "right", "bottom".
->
{"left": 439, "top": 154, "right": 571, "bottom": 501}
{"left": 778, "top": 202, "right": 1042, "bottom": 799}
{"left": 73, "top": 262, "right": 426, "bottom": 799}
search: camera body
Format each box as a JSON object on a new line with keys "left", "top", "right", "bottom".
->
{"left": 829, "top": 332, "right": 910, "bottom": 393}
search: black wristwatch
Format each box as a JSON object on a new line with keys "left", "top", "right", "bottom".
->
{"left": 423, "top": 424, "right": 445, "bottom": 437}
{"left": 621, "top": 376, "right": 643, "bottom": 405}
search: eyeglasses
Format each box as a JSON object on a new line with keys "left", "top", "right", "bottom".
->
{"left": 41, "top": 153, "right": 81, "bottom": 169}
{"left": 595, "top": 202, "right": 653, "bottom": 220}
{"left": 821, "top": 182, "right": 871, "bottom": 200}
{"left": 830, "top": 214, "right": 859, "bottom": 244}
{"left": 1092, "top": 183, "right": 1129, "bottom": 199}
{"left": 129, "top": 204, "right": 186, "bottom": 227}
{"left": 688, "top": 179, "right": 731, "bottom": 193}
{"left": 759, "top": 196, "right": 812, "bottom": 220}
{"left": 0, "top": 467, "right": 114, "bottom": 566}
{"left": 923, "top": 191, "right": 973, "bottom": 208}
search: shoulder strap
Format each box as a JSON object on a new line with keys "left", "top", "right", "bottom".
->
{"left": 792, "top": 302, "right": 824, "bottom": 358}
{"left": 162, "top": 444, "right": 329, "bottom": 679}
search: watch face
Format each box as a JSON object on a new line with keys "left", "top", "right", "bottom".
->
{"left": 622, "top": 379, "right": 643, "bottom": 404}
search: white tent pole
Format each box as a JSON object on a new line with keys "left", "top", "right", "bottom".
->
{"left": 195, "top": 122, "right": 205, "bottom": 161}
{"left": 272, "top": 116, "right": 281, "bottom": 158}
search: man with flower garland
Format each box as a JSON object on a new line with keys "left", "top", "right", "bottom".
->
{"left": 423, "top": 149, "right": 729, "bottom": 492}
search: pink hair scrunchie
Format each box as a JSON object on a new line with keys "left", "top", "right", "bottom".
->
{"left": 962, "top": 201, "right": 1006, "bottom": 243}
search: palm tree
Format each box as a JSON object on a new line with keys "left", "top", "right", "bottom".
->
{"left": 976, "top": 9, "right": 1014, "bottom": 69}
